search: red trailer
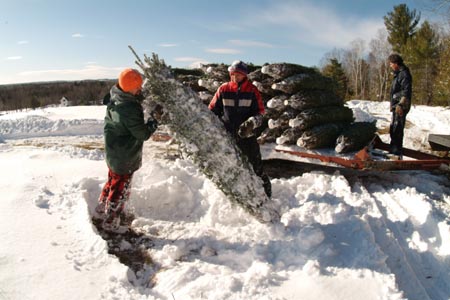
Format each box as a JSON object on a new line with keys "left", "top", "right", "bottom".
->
{"left": 275, "top": 134, "right": 450, "bottom": 172}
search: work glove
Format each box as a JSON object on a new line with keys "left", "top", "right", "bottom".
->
{"left": 391, "top": 93, "right": 400, "bottom": 112}
{"left": 150, "top": 104, "right": 164, "bottom": 122}
{"left": 398, "top": 96, "right": 410, "bottom": 114}
{"left": 238, "top": 115, "right": 263, "bottom": 138}
{"left": 135, "top": 91, "right": 145, "bottom": 102}
{"left": 146, "top": 117, "right": 158, "bottom": 134}
{"left": 395, "top": 105, "right": 404, "bottom": 117}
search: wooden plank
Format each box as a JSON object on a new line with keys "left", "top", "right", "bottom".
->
{"left": 428, "top": 134, "right": 450, "bottom": 151}
{"left": 263, "top": 158, "right": 377, "bottom": 179}
{"left": 371, "top": 134, "right": 447, "bottom": 160}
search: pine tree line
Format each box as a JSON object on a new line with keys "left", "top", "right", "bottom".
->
{"left": 320, "top": 3, "right": 450, "bottom": 107}
{"left": 0, "top": 80, "right": 115, "bottom": 112}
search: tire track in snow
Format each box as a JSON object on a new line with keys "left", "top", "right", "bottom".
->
{"left": 360, "top": 177, "right": 450, "bottom": 300}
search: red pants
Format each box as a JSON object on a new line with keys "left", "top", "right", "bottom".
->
{"left": 98, "top": 169, "right": 133, "bottom": 217}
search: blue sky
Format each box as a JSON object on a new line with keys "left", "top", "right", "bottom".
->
{"left": 1, "top": 0, "right": 426, "bottom": 84}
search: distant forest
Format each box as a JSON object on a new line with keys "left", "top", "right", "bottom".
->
{"left": 0, "top": 79, "right": 116, "bottom": 111}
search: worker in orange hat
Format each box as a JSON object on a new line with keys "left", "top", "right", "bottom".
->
{"left": 96, "top": 68, "right": 158, "bottom": 231}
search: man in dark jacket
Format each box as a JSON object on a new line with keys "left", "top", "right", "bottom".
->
{"left": 388, "top": 54, "right": 412, "bottom": 158}
{"left": 208, "top": 60, "right": 271, "bottom": 198}
{"left": 97, "top": 68, "right": 157, "bottom": 231}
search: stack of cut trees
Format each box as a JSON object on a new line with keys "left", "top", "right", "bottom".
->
{"left": 173, "top": 62, "right": 377, "bottom": 153}
{"left": 253, "top": 63, "right": 377, "bottom": 152}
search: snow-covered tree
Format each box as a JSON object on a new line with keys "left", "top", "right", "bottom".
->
{"left": 129, "top": 48, "right": 279, "bottom": 223}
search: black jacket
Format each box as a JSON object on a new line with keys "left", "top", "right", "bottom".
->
{"left": 208, "top": 79, "right": 265, "bottom": 135}
{"left": 390, "top": 65, "right": 412, "bottom": 112}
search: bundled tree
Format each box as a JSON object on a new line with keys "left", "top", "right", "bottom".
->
{"left": 284, "top": 90, "right": 343, "bottom": 110}
{"left": 261, "top": 63, "right": 316, "bottom": 80}
{"left": 266, "top": 94, "right": 290, "bottom": 110}
{"left": 335, "top": 122, "right": 377, "bottom": 153}
{"left": 268, "top": 107, "right": 301, "bottom": 129}
{"left": 297, "top": 123, "right": 346, "bottom": 149}
{"left": 288, "top": 106, "right": 354, "bottom": 130}
{"left": 252, "top": 80, "right": 282, "bottom": 101}
{"left": 271, "top": 73, "right": 336, "bottom": 94}
{"left": 275, "top": 126, "right": 304, "bottom": 145}
{"left": 257, "top": 126, "right": 286, "bottom": 144}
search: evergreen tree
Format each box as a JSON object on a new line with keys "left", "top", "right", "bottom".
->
{"left": 435, "top": 36, "right": 450, "bottom": 106}
{"left": 384, "top": 4, "right": 421, "bottom": 54}
{"left": 321, "top": 58, "right": 348, "bottom": 100}
{"left": 30, "top": 97, "right": 41, "bottom": 110}
{"left": 408, "top": 21, "right": 440, "bottom": 105}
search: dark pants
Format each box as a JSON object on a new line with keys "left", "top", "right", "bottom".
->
{"left": 237, "top": 136, "right": 272, "bottom": 198}
{"left": 99, "top": 169, "right": 133, "bottom": 218}
{"left": 389, "top": 111, "right": 407, "bottom": 155}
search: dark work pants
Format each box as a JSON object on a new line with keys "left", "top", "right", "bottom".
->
{"left": 237, "top": 136, "right": 272, "bottom": 198}
{"left": 389, "top": 111, "right": 407, "bottom": 155}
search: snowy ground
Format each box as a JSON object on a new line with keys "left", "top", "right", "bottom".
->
{"left": 0, "top": 101, "right": 449, "bottom": 300}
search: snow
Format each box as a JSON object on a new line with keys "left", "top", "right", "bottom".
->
{"left": 0, "top": 101, "right": 450, "bottom": 300}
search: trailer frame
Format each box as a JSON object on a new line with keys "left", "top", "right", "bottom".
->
{"left": 275, "top": 134, "right": 450, "bottom": 171}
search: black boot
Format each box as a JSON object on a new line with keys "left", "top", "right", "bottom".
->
{"left": 261, "top": 173, "right": 272, "bottom": 198}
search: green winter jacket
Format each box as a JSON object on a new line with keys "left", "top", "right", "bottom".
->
{"left": 104, "top": 85, "right": 153, "bottom": 175}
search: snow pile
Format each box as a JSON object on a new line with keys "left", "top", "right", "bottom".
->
{"left": 0, "top": 106, "right": 104, "bottom": 139}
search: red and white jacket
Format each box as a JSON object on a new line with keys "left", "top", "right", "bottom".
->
{"left": 208, "top": 78, "right": 265, "bottom": 135}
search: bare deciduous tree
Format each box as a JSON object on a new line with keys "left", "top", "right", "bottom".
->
{"left": 344, "top": 39, "right": 368, "bottom": 99}
{"left": 368, "top": 29, "right": 393, "bottom": 101}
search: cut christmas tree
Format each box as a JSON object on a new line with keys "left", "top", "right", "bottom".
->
{"left": 130, "top": 48, "right": 279, "bottom": 223}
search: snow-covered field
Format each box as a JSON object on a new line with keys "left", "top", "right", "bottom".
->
{"left": 0, "top": 101, "right": 449, "bottom": 300}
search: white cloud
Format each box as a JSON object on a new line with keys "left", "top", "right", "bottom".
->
{"left": 205, "top": 48, "right": 241, "bottom": 54}
{"left": 18, "top": 65, "right": 122, "bottom": 80}
{"left": 174, "top": 57, "right": 210, "bottom": 68}
{"left": 250, "top": 1, "right": 384, "bottom": 48}
{"left": 7, "top": 56, "right": 22, "bottom": 60}
{"left": 17, "top": 40, "right": 29, "bottom": 45}
{"left": 229, "top": 40, "right": 273, "bottom": 48}
{"left": 158, "top": 43, "right": 178, "bottom": 47}
{"left": 174, "top": 57, "right": 204, "bottom": 62}
{"left": 72, "top": 33, "right": 84, "bottom": 38}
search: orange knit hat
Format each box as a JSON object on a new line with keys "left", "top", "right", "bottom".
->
{"left": 118, "top": 68, "right": 143, "bottom": 92}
